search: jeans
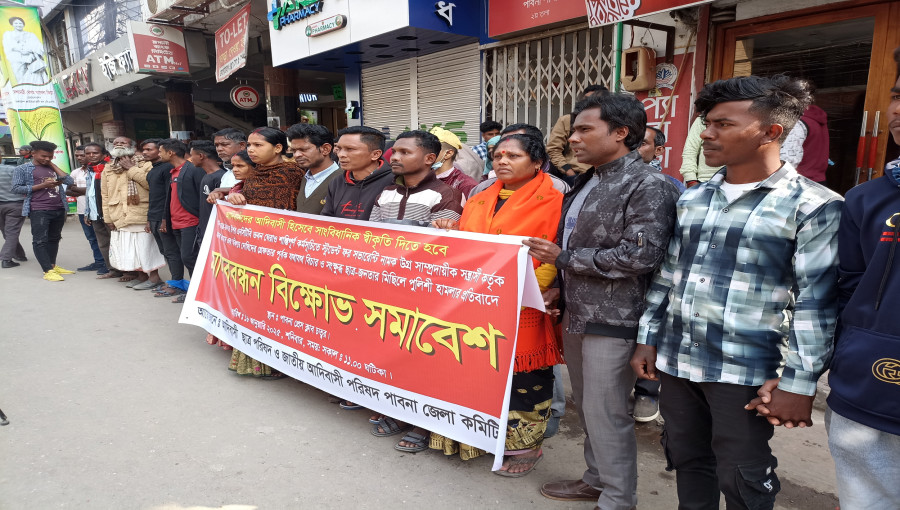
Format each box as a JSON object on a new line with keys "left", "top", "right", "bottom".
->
{"left": 90, "top": 218, "right": 112, "bottom": 270}
{"left": 826, "top": 407, "right": 900, "bottom": 510}
{"left": 0, "top": 201, "right": 26, "bottom": 261}
{"left": 659, "top": 372, "right": 779, "bottom": 510}
{"left": 30, "top": 209, "right": 67, "bottom": 272}
{"left": 550, "top": 364, "right": 566, "bottom": 418}
{"left": 172, "top": 225, "right": 198, "bottom": 276}
{"left": 78, "top": 214, "right": 104, "bottom": 264}
{"left": 150, "top": 220, "right": 184, "bottom": 280}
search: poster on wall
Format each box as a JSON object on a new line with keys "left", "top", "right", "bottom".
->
{"left": 0, "top": 5, "right": 70, "bottom": 173}
{"left": 633, "top": 53, "right": 693, "bottom": 183}
{"left": 128, "top": 21, "right": 190, "bottom": 75}
{"left": 215, "top": 4, "right": 251, "bottom": 83}
{"left": 585, "top": 0, "right": 714, "bottom": 27}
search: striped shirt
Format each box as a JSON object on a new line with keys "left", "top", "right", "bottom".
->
{"left": 637, "top": 164, "right": 842, "bottom": 396}
{"left": 369, "top": 172, "right": 462, "bottom": 226}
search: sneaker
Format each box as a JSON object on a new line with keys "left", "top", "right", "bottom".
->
{"left": 13, "top": 255, "right": 27, "bottom": 262}
{"left": 96, "top": 266, "right": 110, "bottom": 275}
{"left": 78, "top": 262, "right": 103, "bottom": 271}
{"left": 2, "top": 260, "right": 20, "bottom": 268}
{"left": 633, "top": 395, "right": 660, "bottom": 423}
{"left": 43, "top": 271, "right": 65, "bottom": 282}
{"left": 52, "top": 265, "right": 75, "bottom": 275}
{"left": 132, "top": 280, "right": 161, "bottom": 291}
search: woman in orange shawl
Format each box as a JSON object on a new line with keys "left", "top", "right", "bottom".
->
{"left": 431, "top": 134, "right": 564, "bottom": 476}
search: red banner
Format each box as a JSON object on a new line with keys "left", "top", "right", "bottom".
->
{"left": 489, "top": 0, "right": 587, "bottom": 37}
{"left": 586, "top": 0, "right": 713, "bottom": 27}
{"left": 181, "top": 203, "right": 541, "bottom": 467}
{"left": 215, "top": 4, "right": 251, "bottom": 83}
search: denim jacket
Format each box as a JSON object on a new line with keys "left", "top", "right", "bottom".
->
{"left": 11, "top": 162, "right": 74, "bottom": 216}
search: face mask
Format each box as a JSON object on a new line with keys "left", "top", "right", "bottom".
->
{"left": 431, "top": 159, "right": 444, "bottom": 170}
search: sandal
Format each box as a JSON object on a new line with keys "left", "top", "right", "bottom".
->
{"left": 369, "top": 414, "right": 383, "bottom": 425}
{"left": 172, "top": 294, "right": 186, "bottom": 303}
{"left": 118, "top": 275, "right": 138, "bottom": 282}
{"left": 371, "top": 416, "right": 411, "bottom": 437}
{"left": 395, "top": 430, "right": 429, "bottom": 453}
{"left": 96, "top": 271, "right": 123, "bottom": 280}
{"left": 494, "top": 450, "right": 543, "bottom": 478}
{"left": 154, "top": 287, "right": 183, "bottom": 297}
{"left": 339, "top": 401, "right": 363, "bottom": 410}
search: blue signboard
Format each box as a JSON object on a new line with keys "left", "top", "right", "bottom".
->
{"left": 407, "top": 0, "right": 486, "bottom": 39}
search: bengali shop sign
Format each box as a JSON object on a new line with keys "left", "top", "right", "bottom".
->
{"left": 128, "top": 21, "right": 189, "bottom": 75}
{"left": 585, "top": 0, "right": 714, "bottom": 27}
{"left": 181, "top": 203, "right": 543, "bottom": 468}
{"left": 215, "top": 4, "right": 251, "bottom": 82}
{"left": 489, "top": 0, "right": 587, "bottom": 37}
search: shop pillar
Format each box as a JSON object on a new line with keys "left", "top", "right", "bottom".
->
{"left": 264, "top": 66, "right": 298, "bottom": 129}
{"left": 166, "top": 82, "right": 195, "bottom": 140}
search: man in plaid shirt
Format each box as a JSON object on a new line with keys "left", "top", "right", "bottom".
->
{"left": 632, "top": 75, "right": 842, "bottom": 510}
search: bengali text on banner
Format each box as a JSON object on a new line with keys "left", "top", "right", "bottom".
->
{"left": 180, "top": 203, "right": 544, "bottom": 469}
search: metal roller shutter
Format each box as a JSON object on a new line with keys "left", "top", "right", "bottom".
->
{"left": 361, "top": 59, "right": 413, "bottom": 140}
{"left": 416, "top": 43, "right": 481, "bottom": 145}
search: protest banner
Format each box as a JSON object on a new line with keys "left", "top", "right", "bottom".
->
{"left": 0, "top": 5, "right": 70, "bottom": 174}
{"left": 215, "top": 4, "right": 251, "bottom": 83}
{"left": 180, "top": 203, "right": 543, "bottom": 469}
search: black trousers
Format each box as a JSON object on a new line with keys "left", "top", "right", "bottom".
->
{"left": 150, "top": 220, "right": 184, "bottom": 280}
{"left": 659, "top": 372, "right": 779, "bottom": 510}
{"left": 30, "top": 209, "right": 66, "bottom": 272}
{"left": 172, "top": 225, "right": 198, "bottom": 277}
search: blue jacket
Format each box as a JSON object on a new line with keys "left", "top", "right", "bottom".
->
{"left": 828, "top": 159, "right": 900, "bottom": 435}
{"left": 10, "top": 162, "right": 74, "bottom": 216}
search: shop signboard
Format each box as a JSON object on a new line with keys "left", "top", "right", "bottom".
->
{"left": 633, "top": 52, "right": 693, "bottom": 182}
{"left": 488, "top": 0, "right": 586, "bottom": 37}
{"left": 215, "top": 4, "right": 251, "bottom": 83}
{"left": 585, "top": 0, "right": 714, "bottom": 27}
{"left": 0, "top": 5, "right": 70, "bottom": 174}
{"left": 305, "top": 13, "right": 346, "bottom": 37}
{"left": 128, "top": 21, "right": 190, "bottom": 75}
{"left": 231, "top": 85, "right": 260, "bottom": 110}
{"left": 269, "top": 0, "right": 324, "bottom": 31}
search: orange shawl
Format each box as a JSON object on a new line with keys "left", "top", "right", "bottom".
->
{"left": 460, "top": 172, "right": 564, "bottom": 372}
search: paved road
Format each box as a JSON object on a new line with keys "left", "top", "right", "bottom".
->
{"left": 1, "top": 218, "right": 838, "bottom": 509}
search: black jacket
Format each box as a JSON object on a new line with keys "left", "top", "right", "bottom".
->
{"left": 146, "top": 160, "right": 174, "bottom": 222}
{"left": 320, "top": 166, "right": 394, "bottom": 220}
{"left": 164, "top": 161, "right": 204, "bottom": 222}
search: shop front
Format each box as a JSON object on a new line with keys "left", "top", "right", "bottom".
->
{"left": 269, "top": 0, "right": 487, "bottom": 143}
{"left": 711, "top": 0, "right": 900, "bottom": 192}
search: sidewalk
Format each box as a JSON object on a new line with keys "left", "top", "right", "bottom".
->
{"left": 0, "top": 218, "right": 838, "bottom": 509}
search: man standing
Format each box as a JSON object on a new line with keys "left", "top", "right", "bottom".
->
{"left": 189, "top": 140, "right": 225, "bottom": 246}
{"left": 369, "top": 130, "right": 463, "bottom": 226}
{"left": 83, "top": 142, "right": 118, "bottom": 277}
{"left": 429, "top": 127, "right": 478, "bottom": 200}
{"left": 15, "top": 144, "right": 31, "bottom": 166}
{"left": 10, "top": 140, "right": 75, "bottom": 281}
{"left": 287, "top": 123, "right": 340, "bottom": 214}
{"left": 0, "top": 159, "right": 27, "bottom": 268}
{"left": 67, "top": 146, "right": 105, "bottom": 271}
{"left": 158, "top": 138, "right": 203, "bottom": 278}
{"left": 632, "top": 75, "right": 841, "bottom": 510}
{"left": 679, "top": 117, "right": 722, "bottom": 187}
{"left": 472, "top": 120, "right": 502, "bottom": 160}
{"left": 321, "top": 126, "right": 393, "bottom": 221}
{"left": 546, "top": 85, "right": 608, "bottom": 182}
{"left": 213, "top": 128, "right": 247, "bottom": 188}
{"left": 824, "top": 47, "right": 900, "bottom": 509}
{"left": 638, "top": 127, "right": 686, "bottom": 194}
{"left": 526, "top": 93, "right": 679, "bottom": 510}
{"left": 142, "top": 138, "right": 181, "bottom": 294}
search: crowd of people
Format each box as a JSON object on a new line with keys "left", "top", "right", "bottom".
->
{"left": 2, "top": 52, "right": 900, "bottom": 509}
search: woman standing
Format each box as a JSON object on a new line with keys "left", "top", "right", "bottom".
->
{"left": 431, "top": 134, "right": 564, "bottom": 476}
{"left": 3, "top": 17, "right": 47, "bottom": 85}
{"left": 225, "top": 129, "right": 305, "bottom": 378}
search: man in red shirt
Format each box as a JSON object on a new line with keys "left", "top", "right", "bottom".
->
{"left": 158, "top": 139, "right": 203, "bottom": 283}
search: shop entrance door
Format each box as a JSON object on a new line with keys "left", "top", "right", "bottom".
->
{"left": 713, "top": 2, "right": 900, "bottom": 193}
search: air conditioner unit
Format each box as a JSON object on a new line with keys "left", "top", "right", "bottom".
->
{"left": 141, "top": 0, "right": 182, "bottom": 21}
